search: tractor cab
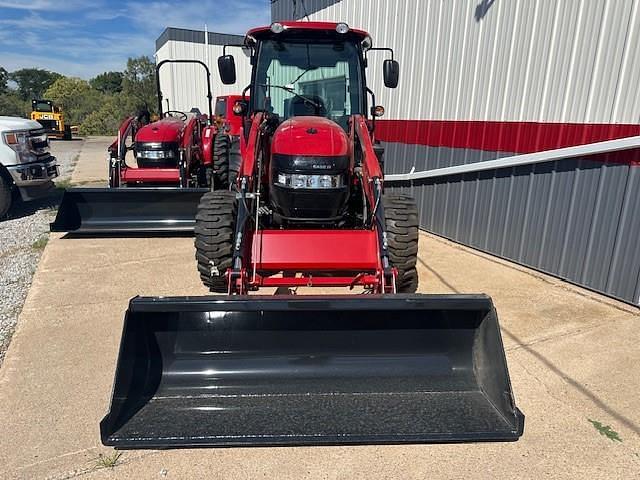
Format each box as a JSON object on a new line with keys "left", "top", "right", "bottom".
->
{"left": 218, "top": 22, "right": 399, "bottom": 224}
{"left": 220, "top": 22, "right": 397, "bottom": 132}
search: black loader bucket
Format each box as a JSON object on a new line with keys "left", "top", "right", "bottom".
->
{"left": 101, "top": 294, "right": 524, "bottom": 448}
{"left": 50, "top": 188, "right": 208, "bottom": 234}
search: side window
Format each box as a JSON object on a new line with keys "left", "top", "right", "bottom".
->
{"left": 214, "top": 99, "right": 227, "bottom": 118}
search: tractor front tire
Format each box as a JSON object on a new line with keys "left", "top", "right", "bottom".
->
{"left": 194, "top": 190, "right": 237, "bottom": 292}
{"left": 383, "top": 194, "right": 419, "bottom": 293}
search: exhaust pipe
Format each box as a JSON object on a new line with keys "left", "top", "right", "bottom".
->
{"left": 50, "top": 188, "right": 208, "bottom": 234}
{"left": 101, "top": 294, "right": 524, "bottom": 448}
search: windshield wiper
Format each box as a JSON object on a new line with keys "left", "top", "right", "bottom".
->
{"left": 257, "top": 83, "right": 320, "bottom": 109}
{"left": 290, "top": 66, "right": 318, "bottom": 85}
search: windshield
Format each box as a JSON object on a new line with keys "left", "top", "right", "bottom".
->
{"left": 34, "top": 101, "right": 53, "bottom": 112}
{"left": 253, "top": 39, "right": 363, "bottom": 129}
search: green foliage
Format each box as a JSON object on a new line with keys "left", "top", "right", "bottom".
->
{"left": 90, "top": 71, "right": 124, "bottom": 94}
{"left": 0, "top": 56, "right": 159, "bottom": 133}
{"left": 588, "top": 419, "right": 622, "bottom": 442}
{"left": 121, "top": 56, "right": 157, "bottom": 115}
{"left": 0, "top": 67, "right": 8, "bottom": 95}
{"left": 9, "top": 68, "right": 62, "bottom": 100}
{"left": 0, "top": 91, "right": 30, "bottom": 117}
{"left": 79, "top": 93, "right": 129, "bottom": 136}
{"left": 44, "top": 77, "right": 103, "bottom": 126}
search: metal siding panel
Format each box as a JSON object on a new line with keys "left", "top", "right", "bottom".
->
{"left": 537, "top": 160, "right": 577, "bottom": 273}
{"left": 605, "top": 166, "right": 640, "bottom": 303}
{"left": 484, "top": 168, "right": 513, "bottom": 252}
{"left": 499, "top": 165, "right": 531, "bottom": 259}
{"left": 519, "top": 162, "right": 555, "bottom": 267}
{"left": 557, "top": 161, "right": 600, "bottom": 281}
{"left": 469, "top": 170, "right": 494, "bottom": 249}
{"left": 580, "top": 164, "right": 629, "bottom": 291}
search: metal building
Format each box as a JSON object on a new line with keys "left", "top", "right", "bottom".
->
{"left": 155, "top": 28, "right": 252, "bottom": 114}
{"left": 271, "top": 0, "right": 640, "bottom": 305}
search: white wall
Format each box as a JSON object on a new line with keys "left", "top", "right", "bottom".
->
{"left": 272, "top": 0, "right": 640, "bottom": 124}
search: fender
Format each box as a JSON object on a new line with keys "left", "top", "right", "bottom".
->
{"left": 201, "top": 125, "right": 217, "bottom": 165}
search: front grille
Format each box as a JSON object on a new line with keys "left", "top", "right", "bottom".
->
{"left": 28, "top": 128, "right": 51, "bottom": 156}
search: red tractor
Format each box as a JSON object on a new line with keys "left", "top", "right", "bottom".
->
{"left": 108, "top": 59, "right": 220, "bottom": 189}
{"left": 50, "top": 61, "right": 242, "bottom": 234}
{"left": 100, "top": 22, "right": 523, "bottom": 448}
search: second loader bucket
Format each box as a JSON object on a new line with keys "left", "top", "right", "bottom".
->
{"left": 50, "top": 187, "right": 208, "bottom": 234}
{"left": 101, "top": 294, "right": 524, "bottom": 448}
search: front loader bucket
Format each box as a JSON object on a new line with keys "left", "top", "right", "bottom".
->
{"left": 50, "top": 187, "right": 208, "bottom": 234}
{"left": 101, "top": 295, "right": 524, "bottom": 448}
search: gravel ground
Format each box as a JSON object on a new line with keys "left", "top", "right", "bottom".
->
{"left": 0, "top": 139, "right": 83, "bottom": 364}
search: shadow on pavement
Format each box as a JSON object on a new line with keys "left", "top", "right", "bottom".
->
{"left": 4, "top": 188, "right": 64, "bottom": 222}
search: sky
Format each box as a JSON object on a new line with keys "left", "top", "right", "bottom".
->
{"left": 0, "top": 0, "right": 271, "bottom": 79}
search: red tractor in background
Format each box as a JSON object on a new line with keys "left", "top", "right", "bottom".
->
{"left": 51, "top": 61, "right": 243, "bottom": 234}
{"left": 108, "top": 59, "right": 221, "bottom": 190}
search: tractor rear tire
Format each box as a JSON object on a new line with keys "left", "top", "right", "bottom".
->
{"left": 213, "top": 133, "right": 241, "bottom": 189}
{"left": 383, "top": 194, "right": 419, "bottom": 293}
{"left": 194, "top": 190, "right": 237, "bottom": 292}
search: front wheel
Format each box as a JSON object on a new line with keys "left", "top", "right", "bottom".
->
{"left": 383, "top": 194, "right": 419, "bottom": 293}
{"left": 0, "top": 176, "right": 12, "bottom": 219}
{"left": 194, "top": 190, "right": 237, "bottom": 292}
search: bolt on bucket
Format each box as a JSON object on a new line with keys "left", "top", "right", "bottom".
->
{"left": 50, "top": 187, "right": 208, "bottom": 234}
{"left": 101, "top": 294, "right": 524, "bottom": 448}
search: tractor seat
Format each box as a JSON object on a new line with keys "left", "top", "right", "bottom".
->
{"left": 289, "top": 95, "right": 327, "bottom": 117}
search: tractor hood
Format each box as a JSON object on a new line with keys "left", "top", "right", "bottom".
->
{"left": 135, "top": 117, "right": 184, "bottom": 144}
{"left": 271, "top": 117, "right": 349, "bottom": 157}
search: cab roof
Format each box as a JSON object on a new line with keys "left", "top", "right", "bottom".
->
{"left": 246, "top": 21, "right": 369, "bottom": 42}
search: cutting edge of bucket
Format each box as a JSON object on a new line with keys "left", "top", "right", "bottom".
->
{"left": 50, "top": 187, "right": 208, "bottom": 234}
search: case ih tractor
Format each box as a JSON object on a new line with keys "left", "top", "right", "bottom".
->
{"left": 51, "top": 60, "right": 235, "bottom": 234}
{"left": 99, "top": 22, "right": 523, "bottom": 448}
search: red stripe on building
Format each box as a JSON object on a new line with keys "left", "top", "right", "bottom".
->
{"left": 376, "top": 120, "right": 640, "bottom": 165}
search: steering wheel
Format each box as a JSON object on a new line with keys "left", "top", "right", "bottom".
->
{"left": 164, "top": 110, "right": 188, "bottom": 121}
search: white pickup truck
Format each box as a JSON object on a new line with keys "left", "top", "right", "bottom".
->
{"left": 0, "top": 116, "right": 59, "bottom": 217}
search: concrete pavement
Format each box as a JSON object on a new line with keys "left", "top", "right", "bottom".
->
{"left": 0, "top": 137, "right": 638, "bottom": 479}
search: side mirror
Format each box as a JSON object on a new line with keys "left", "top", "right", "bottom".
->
{"left": 383, "top": 59, "right": 399, "bottom": 88}
{"left": 371, "top": 105, "right": 385, "bottom": 117}
{"left": 218, "top": 55, "right": 236, "bottom": 85}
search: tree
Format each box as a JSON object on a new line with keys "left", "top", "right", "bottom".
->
{"left": 0, "top": 67, "right": 8, "bottom": 95}
{"left": 121, "top": 56, "right": 157, "bottom": 115}
{"left": 0, "top": 92, "right": 30, "bottom": 117}
{"left": 9, "top": 68, "right": 62, "bottom": 100}
{"left": 90, "top": 71, "right": 124, "bottom": 94}
{"left": 44, "top": 77, "right": 102, "bottom": 125}
{"left": 79, "top": 93, "right": 129, "bottom": 136}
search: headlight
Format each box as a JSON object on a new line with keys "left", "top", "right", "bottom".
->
{"left": 4, "top": 131, "right": 28, "bottom": 148}
{"left": 276, "top": 173, "right": 343, "bottom": 189}
{"left": 3, "top": 131, "right": 32, "bottom": 158}
{"left": 136, "top": 149, "right": 176, "bottom": 160}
